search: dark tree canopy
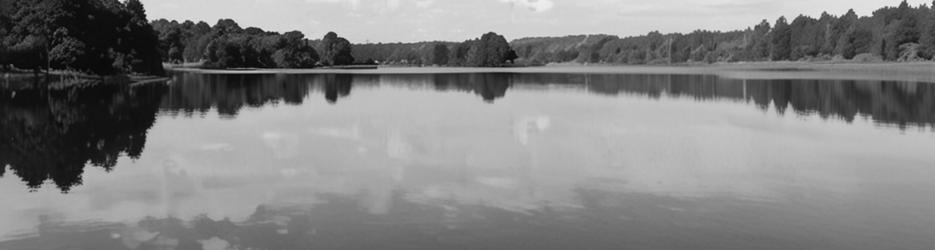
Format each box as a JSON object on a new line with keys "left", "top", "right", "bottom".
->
{"left": 151, "top": 18, "right": 320, "bottom": 69}
{"left": 464, "top": 32, "right": 512, "bottom": 67}
{"left": 770, "top": 16, "right": 792, "bottom": 61}
{"left": 505, "top": 49, "right": 519, "bottom": 64}
{"left": 7, "top": 0, "right": 935, "bottom": 72}
{"left": 431, "top": 43, "right": 450, "bottom": 65}
{"left": 0, "top": 0, "right": 165, "bottom": 75}
{"left": 350, "top": 33, "right": 519, "bottom": 67}
{"left": 318, "top": 31, "right": 354, "bottom": 66}
{"left": 432, "top": 32, "right": 516, "bottom": 67}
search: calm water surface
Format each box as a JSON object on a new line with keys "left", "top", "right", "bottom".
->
{"left": 1, "top": 72, "right": 934, "bottom": 249}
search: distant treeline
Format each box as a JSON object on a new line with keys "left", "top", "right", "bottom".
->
{"left": 0, "top": 0, "right": 164, "bottom": 75}
{"left": 356, "top": 1, "right": 935, "bottom": 65}
{"left": 151, "top": 17, "right": 520, "bottom": 68}
{"left": 6, "top": 0, "right": 934, "bottom": 72}
{"left": 512, "top": 1, "right": 935, "bottom": 64}
{"left": 353, "top": 33, "right": 518, "bottom": 66}
{"left": 150, "top": 19, "right": 352, "bottom": 68}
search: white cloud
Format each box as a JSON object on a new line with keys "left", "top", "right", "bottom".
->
{"left": 499, "top": 0, "right": 554, "bottom": 12}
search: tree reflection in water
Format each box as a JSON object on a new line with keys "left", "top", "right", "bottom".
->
{"left": 2, "top": 72, "right": 934, "bottom": 193}
{"left": 0, "top": 82, "right": 167, "bottom": 192}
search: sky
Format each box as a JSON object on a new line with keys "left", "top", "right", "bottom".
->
{"left": 141, "top": 0, "right": 932, "bottom": 43}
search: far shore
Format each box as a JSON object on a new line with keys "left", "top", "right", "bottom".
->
{"left": 6, "top": 61, "right": 934, "bottom": 86}
{"left": 167, "top": 61, "right": 935, "bottom": 83}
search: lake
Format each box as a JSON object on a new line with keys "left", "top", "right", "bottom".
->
{"left": 1, "top": 70, "right": 934, "bottom": 249}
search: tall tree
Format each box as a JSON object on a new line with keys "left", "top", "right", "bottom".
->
{"left": 466, "top": 32, "right": 511, "bottom": 67}
{"left": 319, "top": 31, "right": 354, "bottom": 66}
{"left": 789, "top": 15, "right": 822, "bottom": 60}
{"left": 920, "top": 4, "right": 935, "bottom": 58}
{"left": 770, "top": 16, "right": 792, "bottom": 60}
{"left": 749, "top": 20, "right": 772, "bottom": 60}
{"left": 2, "top": 0, "right": 165, "bottom": 75}
{"left": 881, "top": 0, "right": 921, "bottom": 60}
{"left": 431, "top": 43, "right": 449, "bottom": 65}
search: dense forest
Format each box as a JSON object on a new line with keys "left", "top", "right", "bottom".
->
{"left": 150, "top": 16, "right": 519, "bottom": 68}
{"left": 512, "top": 1, "right": 935, "bottom": 65}
{"left": 150, "top": 19, "right": 343, "bottom": 69}
{"left": 4, "top": 0, "right": 935, "bottom": 72}
{"left": 0, "top": 0, "right": 165, "bottom": 75}
{"left": 355, "top": 1, "right": 935, "bottom": 65}
{"left": 353, "top": 32, "right": 518, "bottom": 66}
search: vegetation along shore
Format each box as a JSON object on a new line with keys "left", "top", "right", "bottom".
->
{"left": 2, "top": 0, "right": 935, "bottom": 77}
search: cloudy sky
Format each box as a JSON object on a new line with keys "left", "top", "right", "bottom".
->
{"left": 141, "top": 0, "right": 929, "bottom": 43}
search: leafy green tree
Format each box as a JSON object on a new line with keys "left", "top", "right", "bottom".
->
{"left": 431, "top": 43, "right": 449, "bottom": 65}
{"left": 1, "top": 0, "right": 165, "bottom": 75}
{"left": 770, "top": 16, "right": 792, "bottom": 60}
{"left": 828, "top": 9, "right": 858, "bottom": 55}
{"left": 192, "top": 22, "right": 319, "bottom": 68}
{"left": 748, "top": 20, "right": 771, "bottom": 60}
{"left": 789, "top": 15, "right": 822, "bottom": 60}
{"left": 7, "top": 35, "right": 47, "bottom": 72}
{"left": 332, "top": 39, "right": 354, "bottom": 65}
{"left": 270, "top": 31, "right": 319, "bottom": 68}
{"left": 146, "top": 1, "right": 935, "bottom": 67}
{"left": 920, "top": 8, "right": 935, "bottom": 58}
{"left": 450, "top": 41, "right": 472, "bottom": 66}
{"left": 319, "top": 31, "right": 354, "bottom": 66}
{"left": 49, "top": 36, "right": 86, "bottom": 69}
{"left": 841, "top": 24, "right": 875, "bottom": 59}
{"left": 185, "top": 35, "right": 212, "bottom": 62}
{"left": 157, "top": 23, "right": 185, "bottom": 62}
{"left": 213, "top": 19, "right": 242, "bottom": 35}
{"left": 881, "top": 1, "right": 921, "bottom": 60}
{"left": 466, "top": 32, "right": 511, "bottom": 67}
{"left": 505, "top": 49, "right": 518, "bottom": 64}
{"left": 123, "top": 0, "right": 166, "bottom": 75}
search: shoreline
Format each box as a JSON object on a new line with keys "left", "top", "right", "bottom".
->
{"left": 167, "top": 61, "right": 935, "bottom": 83}
{"left": 6, "top": 61, "right": 934, "bottom": 86}
{"left": 1, "top": 72, "right": 170, "bottom": 90}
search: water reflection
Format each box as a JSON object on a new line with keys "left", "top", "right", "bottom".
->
{"left": 2, "top": 72, "right": 935, "bottom": 249}
{"left": 0, "top": 83, "right": 166, "bottom": 192}
{"left": 159, "top": 74, "right": 312, "bottom": 118}
{"left": 159, "top": 73, "right": 517, "bottom": 118}
{"left": 3, "top": 72, "right": 935, "bottom": 192}
{"left": 323, "top": 74, "right": 353, "bottom": 104}
{"left": 572, "top": 75, "right": 935, "bottom": 129}
{"left": 2, "top": 187, "right": 933, "bottom": 249}
{"left": 432, "top": 74, "right": 512, "bottom": 102}
{"left": 160, "top": 72, "right": 935, "bottom": 128}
